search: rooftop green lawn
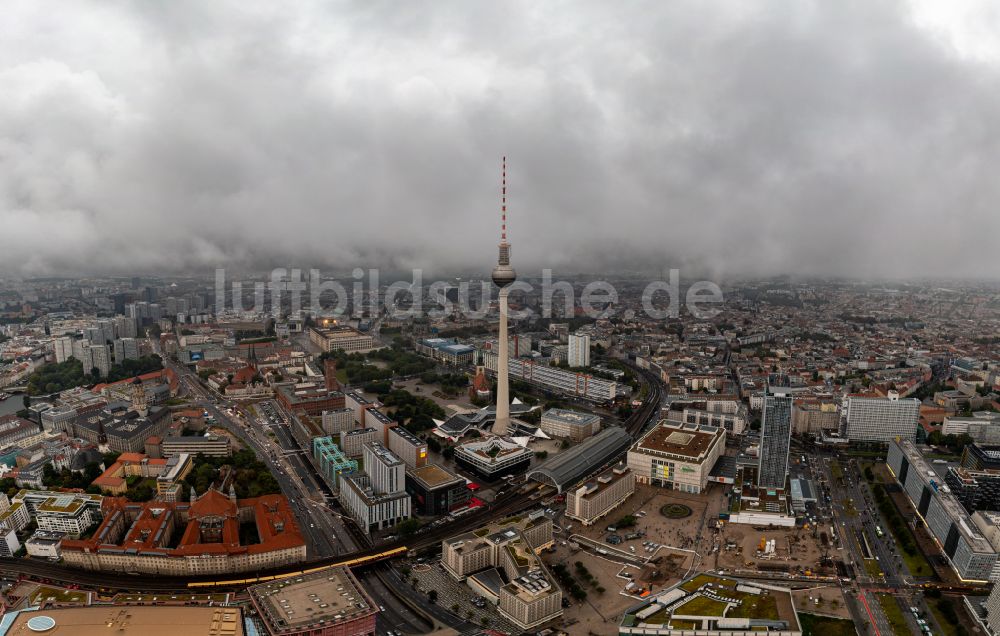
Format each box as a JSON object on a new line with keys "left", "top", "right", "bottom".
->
{"left": 31, "top": 587, "right": 88, "bottom": 604}
{"left": 674, "top": 594, "right": 730, "bottom": 617}
{"left": 640, "top": 608, "right": 671, "bottom": 625}
{"left": 679, "top": 574, "right": 730, "bottom": 593}
{"left": 728, "top": 594, "right": 780, "bottom": 621}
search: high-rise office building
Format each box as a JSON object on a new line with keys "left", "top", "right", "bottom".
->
{"left": 491, "top": 157, "right": 516, "bottom": 437}
{"left": 53, "top": 336, "right": 75, "bottom": 363}
{"left": 339, "top": 442, "right": 411, "bottom": 535}
{"left": 567, "top": 333, "right": 591, "bottom": 368}
{"left": 113, "top": 315, "right": 138, "bottom": 339}
{"left": 113, "top": 338, "right": 140, "bottom": 364}
{"left": 80, "top": 343, "right": 112, "bottom": 378}
{"left": 842, "top": 391, "right": 920, "bottom": 443}
{"left": 758, "top": 389, "right": 793, "bottom": 490}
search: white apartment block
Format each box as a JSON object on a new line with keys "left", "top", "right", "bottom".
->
{"left": 15, "top": 490, "right": 104, "bottom": 537}
{"left": 0, "top": 529, "right": 20, "bottom": 558}
{"left": 339, "top": 427, "right": 378, "bottom": 457}
{"left": 480, "top": 350, "right": 617, "bottom": 402}
{"left": 888, "top": 440, "right": 999, "bottom": 581}
{"left": 386, "top": 426, "right": 428, "bottom": 469}
{"left": 567, "top": 334, "right": 590, "bottom": 368}
{"left": 0, "top": 501, "right": 31, "bottom": 534}
{"left": 321, "top": 408, "right": 355, "bottom": 436}
{"left": 365, "top": 409, "right": 397, "bottom": 444}
{"left": 339, "top": 475, "right": 411, "bottom": 535}
{"left": 80, "top": 343, "right": 112, "bottom": 378}
{"left": 842, "top": 392, "right": 920, "bottom": 443}
{"left": 338, "top": 442, "right": 411, "bottom": 535}
{"left": 344, "top": 390, "right": 380, "bottom": 425}
{"left": 942, "top": 413, "right": 1000, "bottom": 442}
{"left": 364, "top": 442, "right": 405, "bottom": 494}
{"left": 113, "top": 337, "right": 140, "bottom": 364}
{"left": 565, "top": 464, "right": 635, "bottom": 526}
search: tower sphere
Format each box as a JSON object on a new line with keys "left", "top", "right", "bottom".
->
{"left": 492, "top": 264, "right": 517, "bottom": 288}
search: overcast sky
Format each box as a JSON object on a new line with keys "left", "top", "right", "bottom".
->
{"left": 2, "top": 0, "right": 1000, "bottom": 280}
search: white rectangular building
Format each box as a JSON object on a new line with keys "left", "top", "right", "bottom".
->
{"left": 338, "top": 442, "right": 411, "bottom": 535}
{"left": 386, "top": 426, "right": 428, "bottom": 469}
{"left": 565, "top": 464, "right": 635, "bottom": 526}
{"left": 843, "top": 392, "right": 921, "bottom": 443}
{"left": 321, "top": 408, "right": 355, "bottom": 436}
{"left": 888, "top": 439, "right": 999, "bottom": 581}
{"left": 540, "top": 409, "right": 601, "bottom": 442}
{"left": 480, "top": 350, "right": 617, "bottom": 402}
{"left": 567, "top": 334, "right": 590, "bottom": 368}
{"left": 0, "top": 528, "right": 20, "bottom": 557}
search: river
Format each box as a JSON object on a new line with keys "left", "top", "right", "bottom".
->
{"left": 0, "top": 394, "right": 25, "bottom": 418}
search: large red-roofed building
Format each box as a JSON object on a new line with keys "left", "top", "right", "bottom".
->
{"left": 60, "top": 489, "right": 306, "bottom": 575}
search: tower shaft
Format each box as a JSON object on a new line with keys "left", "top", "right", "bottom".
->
{"left": 494, "top": 287, "right": 511, "bottom": 436}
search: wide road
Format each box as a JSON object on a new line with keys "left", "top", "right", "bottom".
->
{"left": 165, "top": 353, "right": 352, "bottom": 557}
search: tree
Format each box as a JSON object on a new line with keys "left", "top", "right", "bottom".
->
{"left": 428, "top": 590, "right": 438, "bottom": 603}
{"left": 22, "top": 395, "right": 30, "bottom": 410}
{"left": 398, "top": 518, "right": 421, "bottom": 537}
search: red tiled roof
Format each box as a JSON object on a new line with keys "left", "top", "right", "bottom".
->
{"left": 62, "top": 490, "right": 305, "bottom": 560}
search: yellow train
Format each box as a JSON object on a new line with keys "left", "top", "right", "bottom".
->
{"left": 187, "top": 546, "right": 409, "bottom": 589}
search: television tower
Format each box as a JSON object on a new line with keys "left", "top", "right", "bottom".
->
{"left": 491, "top": 157, "right": 516, "bottom": 436}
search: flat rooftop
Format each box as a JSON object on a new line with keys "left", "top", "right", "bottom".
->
{"left": 620, "top": 574, "right": 798, "bottom": 632}
{"left": 446, "top": 514, "right": 549, "bottom": 555}
{"left": 249, "top": 566, "right": 375, "bottom": 634}
{"left": 571, "top": 465, "right": 630, "bottom": 501}
{"left": 409, "top": 463, "right": 464, "bottom": 489}
{"left": 634, "top": 421, "right": 724, "bottom": 461}
{"left": 4, "top": 606, "right": 243, "bottom": 636}
{"left": 542, "top": 408, "right": 601, "bottom": 426}
{"left": 895, "top": 439, "right": 994, "bottom": 554}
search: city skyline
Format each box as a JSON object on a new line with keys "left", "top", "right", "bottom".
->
{"left": 3, "top": 2, "right": 1000, "bottom": 635}
{"left": 3, "top": 1, "right": 1000, "bottom": 279}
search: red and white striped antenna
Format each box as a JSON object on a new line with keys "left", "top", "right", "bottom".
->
{"left": 501, "top": 156, "right": 507, "bottom": 243}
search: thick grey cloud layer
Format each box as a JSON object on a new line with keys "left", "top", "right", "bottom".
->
{"left": 2, "top": 0, "right": 999, "bottom": 279}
